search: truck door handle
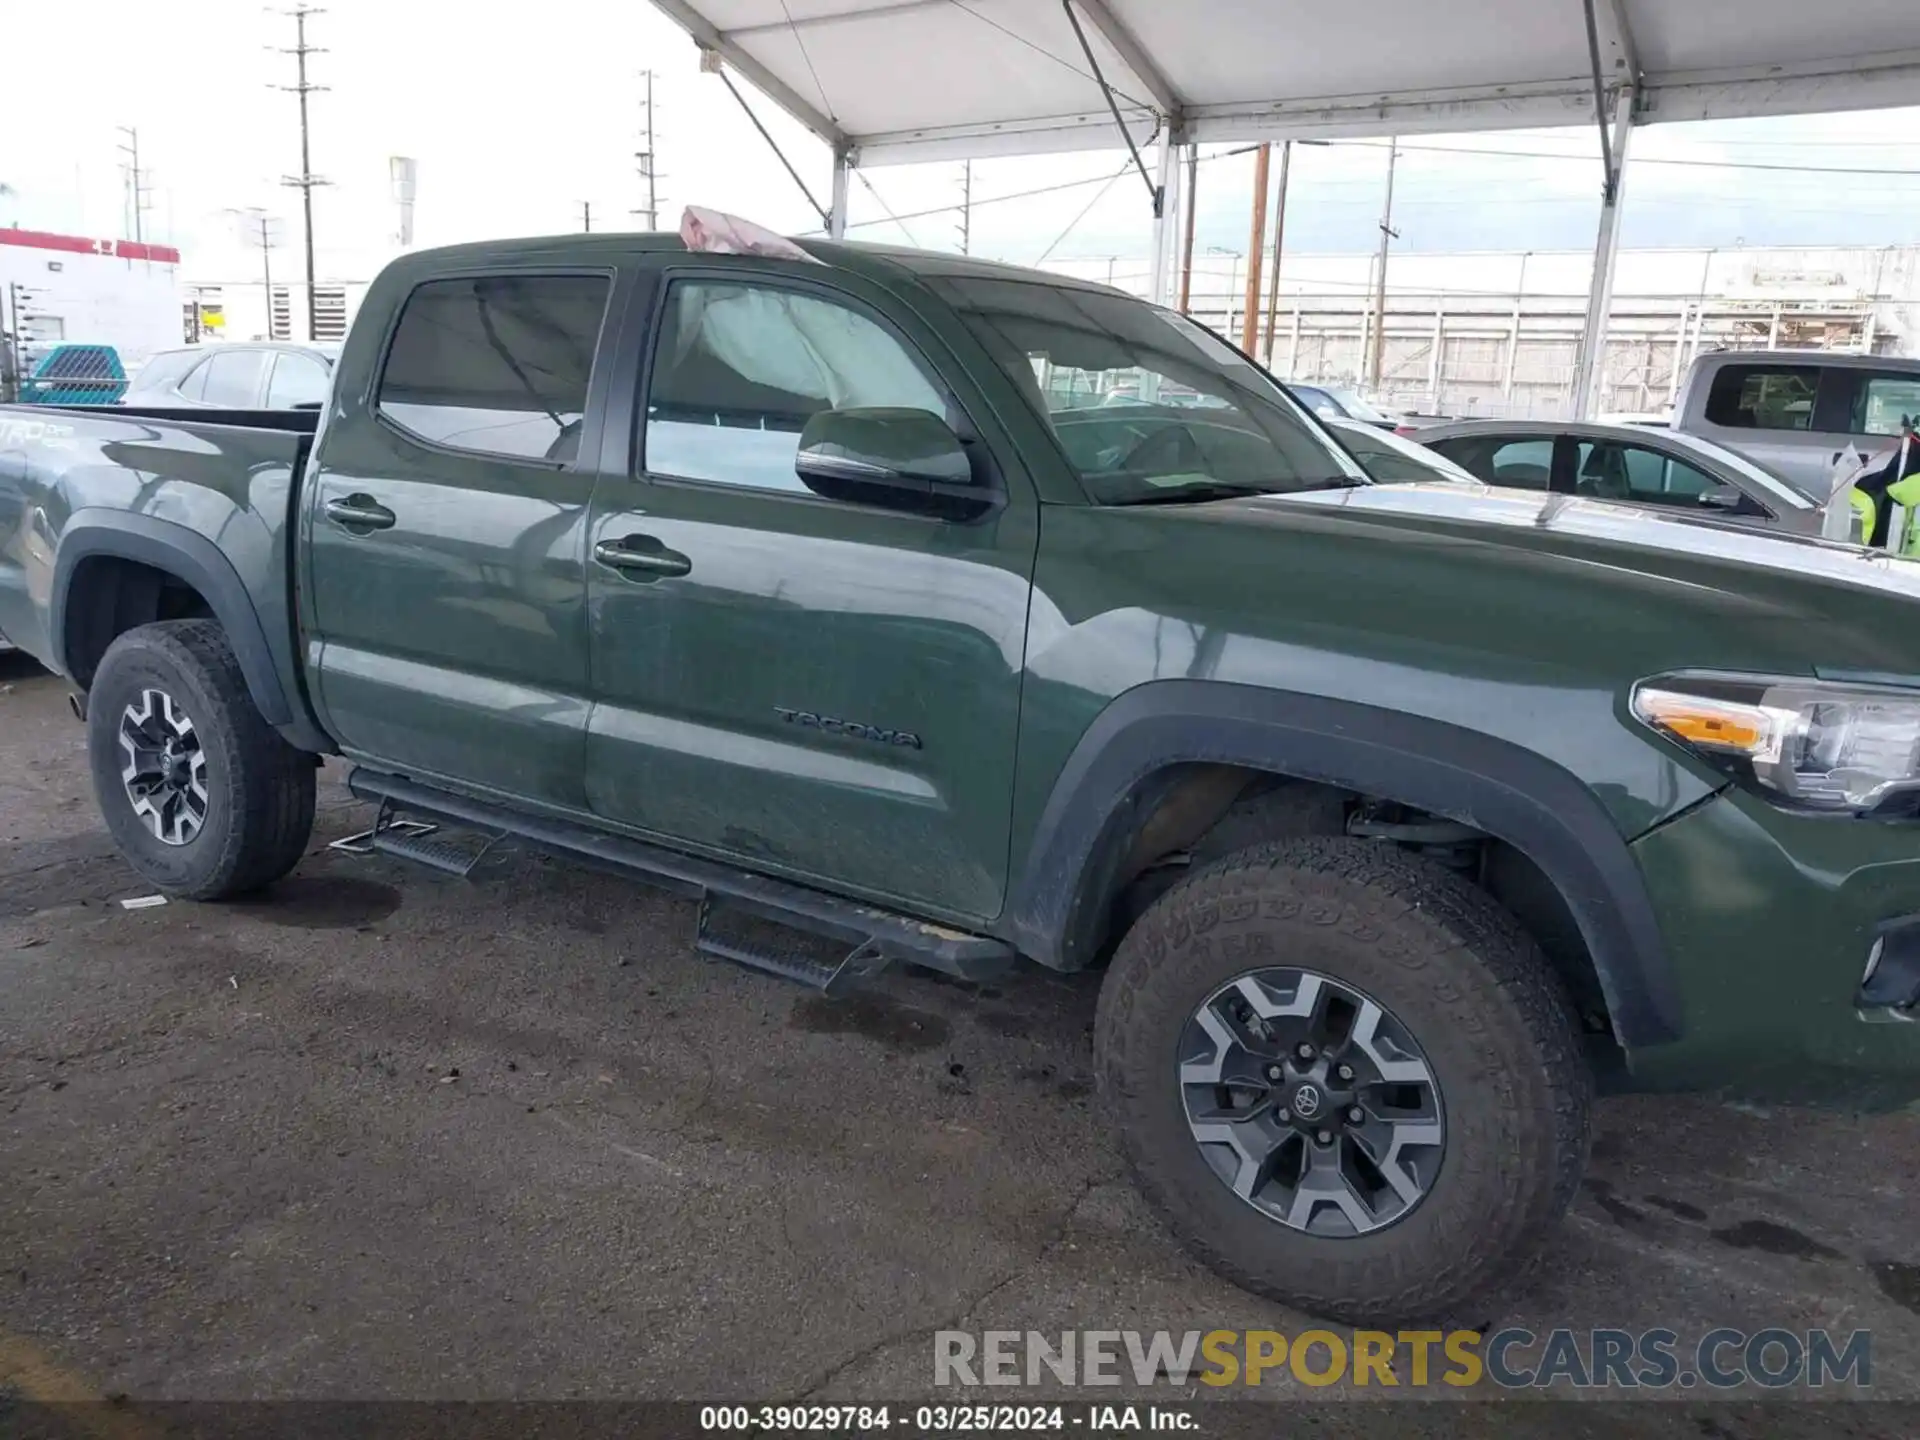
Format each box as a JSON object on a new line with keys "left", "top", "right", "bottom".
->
{"left": 324, "top": 494, "right": 397, "bottom": 532}
{"left": 594, "top": 535, "right": 692, "bottom": 580}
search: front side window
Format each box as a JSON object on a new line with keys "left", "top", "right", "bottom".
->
{"left": 199, "top": 348, "right": 269, "bottom": 407}
{"left": 1574, "top": 439, "right": 1737, "bottom": 510}
{"left": 1855, "top": 375, "right": 1920, "bottom": 437}
{"left": 1704, "top": 364, "right": 1819, "bottom": 431}
{"left": 643, "top": 279, "right": 949, "bottom": 494}
{"left": 377, "top": 273, "right": 611, "bottom": 463}
{"left": 939, "top": 277, "right": 1360, "bottom": 504}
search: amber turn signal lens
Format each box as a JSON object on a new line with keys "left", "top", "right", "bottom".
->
{"left": 1631, "top": 689, "right": 1772, "bottom": 755}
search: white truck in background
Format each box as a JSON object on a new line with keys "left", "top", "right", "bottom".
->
{"left": 1673, "top": 350, "right": 1920, "bottom": 499}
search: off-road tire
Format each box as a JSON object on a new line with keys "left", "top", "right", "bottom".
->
{"left": 1095, "top": 836, "right": 1590, "bottom": 1325}
{"left": 86, "top": 619, "right": 316, "bottom": 900}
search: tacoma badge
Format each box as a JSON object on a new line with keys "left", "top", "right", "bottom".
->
{"left": 774, "top": 707, "right": 923, "bottom": 750}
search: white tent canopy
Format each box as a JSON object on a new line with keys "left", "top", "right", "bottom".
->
{"left": 649, "top": 0, "right": 1920, "bottom": 162}
{"left": 648, "top": 0, "right": 1920, "bottom": 411}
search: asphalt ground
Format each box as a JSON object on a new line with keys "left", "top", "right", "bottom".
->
{"left": 3, "top": 646, "right": 1919, "bottom": 1436}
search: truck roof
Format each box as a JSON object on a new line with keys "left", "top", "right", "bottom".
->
{"left": 382, "top": 231, "right": 1128, "bottom": 298}
{"left": 1690, "top": 348, "right": 1920, "bottom": 373}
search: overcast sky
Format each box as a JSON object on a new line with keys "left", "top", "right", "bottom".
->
{"left": 6, "top": 0, "right": 1920, "bottom": 290}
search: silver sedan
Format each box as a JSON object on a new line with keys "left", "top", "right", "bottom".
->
{"left": 1410, "top": 418, "right": 1834, "bottom": 537}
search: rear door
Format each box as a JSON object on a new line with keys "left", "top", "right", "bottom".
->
{"left": 581, "top": 260, "right": 1038, "bottom": 924}
{"left": 303, "top": 267, "right": 621, "bottom": 809}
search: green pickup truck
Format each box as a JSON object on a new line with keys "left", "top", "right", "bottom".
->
{"left": 5, "top": 235, "right": 1920, "bottom": 1324}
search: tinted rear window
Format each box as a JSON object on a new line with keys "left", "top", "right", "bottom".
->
{"left": 377, "top": 274, "right": 611, "bottom": 463}
{"left": 1703, "top": 363, "right": 1819, "bottom": 431}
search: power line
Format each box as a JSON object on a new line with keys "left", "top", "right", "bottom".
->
{"left": 827, "top": 143, "right": 1263, "bottom": 236}
{"left": 1034, "top": 163, "right": 1133, "bottom": 266}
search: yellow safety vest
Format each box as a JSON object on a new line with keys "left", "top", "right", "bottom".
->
{"left": 1876, "top": 473, "right": 1920, "bottom": 557}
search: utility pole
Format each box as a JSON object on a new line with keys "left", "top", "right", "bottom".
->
{"left": 235, "top": 210, "right": 280, "bottom": 335}
{"left": 1262, "top": 140, "right": 1329, "bottom": 368}
{"left": 1177, "top": 147, "right": 1198, "bottom": 314}
{"left": 1240, "top": 143, "right": 1271, "bottom": 354}
{"left": 1263, "top": 142, "right": 1292, "bottom": 368}
{"left": 1367, "top": 137, "right": 1400, "bottom": 392}
{"left": 580, "top": 201, "right": 592, "bottom": 233}
{"left": 276, "top": 5, "right": 329, "bottom": 343}
{"left": 957, "top": 161, "right": 972, "bottom": 255}
{"left": 634, "top": 69, "right": 661, "bottom": 230}
{"left": 259, "top": 215, "right": 274, "bottom": 330}
{"left": 117, "top": 126, "right": 152, "bottom": 246}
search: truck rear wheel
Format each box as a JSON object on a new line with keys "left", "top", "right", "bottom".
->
{"left": 1095, "top": 836, "right": 1589, "bottom": 1325}
{"left": 86, "top": 620, "right": 316, "bottom": 900}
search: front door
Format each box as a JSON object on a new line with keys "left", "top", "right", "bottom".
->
{"left": 304, "top": 268, "right": 619, "bottom": 809}
{"left": 583, "top": 264, "right": 1037, "bottom": 924}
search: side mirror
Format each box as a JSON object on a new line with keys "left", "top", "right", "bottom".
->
{"left": 794, "top": 407, "right": 997, "bottom": 520}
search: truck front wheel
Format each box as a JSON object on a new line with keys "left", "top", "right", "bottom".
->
{"left": 86, "top": 620, "right": 316, "bottom": 900}
{"left": 1095, "top": 837, "right": 1590, "bottom": 1325}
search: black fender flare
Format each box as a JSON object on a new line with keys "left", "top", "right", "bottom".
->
{"left": 52, "top": 510, "right": 294, "bottom": 728}
{"left": 1002, "top": 680, "right": 1683, "bottom": 1049}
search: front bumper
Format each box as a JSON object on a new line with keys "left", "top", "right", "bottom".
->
{"left": 1627, "top": 789, "right": 1920, "bottom": 1107}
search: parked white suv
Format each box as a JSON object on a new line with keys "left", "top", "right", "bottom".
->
{"left": 1673, "top": 349, "right": 1920, "bottom": 499}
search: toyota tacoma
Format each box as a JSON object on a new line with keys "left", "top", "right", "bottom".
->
{"left": 4, "top": 234, "right": 1920, "bottom": 1324}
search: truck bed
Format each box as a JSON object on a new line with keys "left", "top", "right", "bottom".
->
{"left": 0, "top": 403, "right": 318, "bottom": 737}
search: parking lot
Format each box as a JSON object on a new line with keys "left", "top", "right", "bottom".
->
{"left": 3, "top": 644, "right": 1919, "bottom": 1422}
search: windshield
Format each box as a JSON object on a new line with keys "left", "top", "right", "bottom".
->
{"left": 936, "top": 277, "right": 1365, "bottom": 504}
{"left": 1656, "top": 430, "right": 1812, "bottom": 510}
{"left": 1322, "top": 387, "right": 1397, "bottom": 425}
{"left": 1330, "top": 420, "right": 1479, "bottom": 485}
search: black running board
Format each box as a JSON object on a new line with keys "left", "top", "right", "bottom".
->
{"left": 344, "top": 768, "right": 1015, "bottom": 987}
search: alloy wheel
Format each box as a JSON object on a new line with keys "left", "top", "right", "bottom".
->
{"left": 118, "top": 688, "right": 210, "bottom": 846}
{"left": 1180, "top": 967, "right": 1444, "bottom": 1237}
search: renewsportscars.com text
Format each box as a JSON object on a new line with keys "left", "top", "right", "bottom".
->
{"left": 934, "top": 1327, "right": 1871, "bottom": 1390}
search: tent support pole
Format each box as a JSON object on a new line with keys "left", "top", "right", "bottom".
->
{"left": 828, "top": 148, "right": 852, "bottom": 239}
{"left": 1148, "top": 133, "right": 1182, "bottom": 307}
{"left": 1572, "top": 87, "right": 1633, "bottom": 418}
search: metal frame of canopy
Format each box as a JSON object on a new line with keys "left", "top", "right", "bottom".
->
{"left": 647, "top": 0, "right": 1920, "bottom": 415}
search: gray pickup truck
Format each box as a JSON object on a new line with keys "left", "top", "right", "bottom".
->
{"left": 1674, "top": 349, "right": 1920, "bottom": 497}
{"left": 6, "top": 235, "right": 1920, "bottom": 1325}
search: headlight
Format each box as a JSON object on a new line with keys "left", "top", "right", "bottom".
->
{"left": 1632, "top": 674, "right": 1920, "bottom": 815}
